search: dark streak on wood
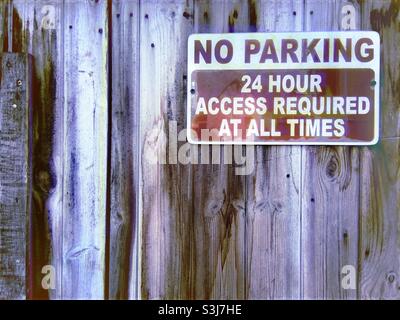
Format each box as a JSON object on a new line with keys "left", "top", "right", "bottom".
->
{"left": 110, "top": 0, "right": 139, "bottom": 299}
{"left": 9, "top": 2, "right": 60, "bottom": 299}
{"left": 0, "top": 2, "right": 8, "bottom": 52}
{"left": 228, "top": 10, "right": 236, "bottom": 33}
{"left": 361, "top": 0, "right": 400, "bottom": 138}
{"left": 370, "top": 0, "right": 400, "bottom": 30}
{"left": 370, "top": 0, "right": 400, "bottom": 135}
{"left": 11, "top": 7, "right": 22, "bottom": 52}
{"left": 248, "top": 0, "right": 258, "bottom": 31}
{"left": 29, "top": 43, "right": 56, "bottom": 301}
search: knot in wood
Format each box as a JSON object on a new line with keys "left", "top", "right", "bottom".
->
{"left": 326, "top": 155, "right": 339, "bottom": 178}
{"left": 206, "top": 197, "right": 225, "bottom": 217}
{"left": 387, "top": 272, "right": 397, "bottom": 284}
{"left": 233, "top": 10, "right": 238, "bottom": 19}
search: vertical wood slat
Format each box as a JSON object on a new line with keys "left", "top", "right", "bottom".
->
{"left": 61, "top": 0, "right": 108, "bottom": 299}
{"left": 139, "top": 0, "right": 246, "bottom": 299}
{"left": 110, "top": 0, "right": 140, "bottom": 300}
{"left": 358, "top": 139, "right": 400, "bottom": 299}
{"left": 358, "top": 0, "right": 400, "bottom": 299}
{"left": 0, "top": 53, "right": 32, "bottom": 299}
{"left": 139, "top": 0, "right": 253, "bottom": 299}
{"left": 192, "top": 0, "right": 248, "bottom": 300}
{"left": 245, "top": 0, "right": 303, "bottom": 300}
{"left": 139, "top": 0, "right": 195, "bottom": 299}
{"left": 10, "top": 0, "right": 109, "bottom": 299}
{"left": 12, "top": 0, "right": 64, "bottom": 299}
{"left": 301, "top": 0, "right": 361, "bottom": 299}
{"left": 360, "top": 0, "right": 400, "bottom": 139}
{"left": 0, "top": 1, "right": 8, "bottom": 52}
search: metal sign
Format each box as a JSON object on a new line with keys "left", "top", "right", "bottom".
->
{"left": 187, "top": 31, "right": 380, "bottom": 145}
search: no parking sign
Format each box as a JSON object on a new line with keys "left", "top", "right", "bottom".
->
{"left": 187, "top": 31, "right": 380, "bottom": 145}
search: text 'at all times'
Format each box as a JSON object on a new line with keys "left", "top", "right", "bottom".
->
{"left": 194, "top": 74, "right": 371, "bottom": 138}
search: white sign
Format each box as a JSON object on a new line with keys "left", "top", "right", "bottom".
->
{"left": 187, "top": 31, "right": 380, "bottom": 145}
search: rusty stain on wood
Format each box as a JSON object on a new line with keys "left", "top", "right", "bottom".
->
{"left": 0, "top": 53, "right": 32, "bottom": 299}
{"left": 0, "top": 2, "right": 9, "bottom": 52}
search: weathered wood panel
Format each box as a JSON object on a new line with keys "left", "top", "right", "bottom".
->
{"left": 245, "top": 0, "right": 303, "bottom": 300}
{"left": 0, "top": 1, "right": 9, "bottom": 52}
{"left": 0, "top": 53, "right": 32, "bottom": 299}
{"left": 358, "top": 139, "right": 400, "bottom": 299}
{"left": 301, "top": 0, "right": 361, "bottom": 299}
{"left": 110, "top": 0, "right": 140, "bottom": 300}
{"left": 361, "top": 0, "right": 400, "bottom": 139}
{"left": 358, "top": 0, "right": 400, "bottom": 299}
{"left": 0, "top": 0, "right": 398, "bottom": 300}
{"left": 61, "top": 0, "right": 108, "bottom": 299}
{"left": 192, "top": 0, "right": 247, "bottom": 300}
{"left": 8, "top": 0, "right": 109, "bottom": 299}
{"left": 11, "top": 0, "right": 63, "bottom": 299}
{"left": 139, "top": 0, "right": 197, "bottom": 299}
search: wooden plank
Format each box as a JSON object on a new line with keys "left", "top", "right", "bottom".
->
{"left": 140, "top": 0, "right": 248, "bottom": 299}
{"left": 60, "top": 0, "right": 108, "bottom": 299}
{"left": 358, "top": 0, "right": 400, "bottom": 300}
{"left": 139, "top": 0, "right": 195, "bottom": 299}
{"left": 0, "top": 53, "right": 32, "bottom": 299}
{"left": 11, "top": 0, "right": 110, "bottom": 299}
{"left": 301, "top": 146, "right": 360, "bottom": 299}
{"left": 358, "top": 139, "right": 400, "bottom": 299}
{"left": 110, "top": 0, "right": 140, "bottom": 300}
{"left": 0, "top": 1, "right": 9, "bottom": 52}
{"left": 301, "top": 0, "right": 361, "bottom": 299}
{"left": 245, "top": 0, "right": 303, "bottom": 300}
{"left": 192, "top": 0, "right": 249, "bottom": 300}
{"left": 11, "top": 0, "right": 64, "bottom": 299}
{"left": 360, "top": 0, "right": 400, "bottom": 138}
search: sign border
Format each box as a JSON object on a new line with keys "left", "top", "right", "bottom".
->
{"left": 187, "top": 31, "right": 380, "bottom": 146}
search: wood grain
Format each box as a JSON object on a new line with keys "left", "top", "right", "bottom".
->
{"left": 139, "top": 0, "right": 203, "bottom": 299}
{"left": 11, "top": 0, "right": 64, "bottom": 299}
{"left": 140, "top": 0, "right": 249, "bottom": 299}
{"left": 245, "top": 0, "right": 303, "bottom": 300}
{"left": 301, "top": 0, "right": 361, "bottom": 300}
{"left": 0, "top": 1, "right": 8, "bottom": 52}
{"left": 358, "top": 0, "right": 400, "bottom": 300}
{"left": 192, "top": 0, "right": 249, "bottom": 300}
{"left": 360, "top": 0, "right": 400, "bottom": 138}
{"left": 0, "top": 53, "right": 32, "bottom": 299}
{"left": 0, "top": 0, "right": 398, "bottom": 300}
{"left": 110, "top": 0, "right": 140, "bottom": 300}
{"left": 11, "top": 0, "right": 109, "bottom": 299}
{"left": 60, "top": 0, "right": 108, "bottom": 299}
{"left": 358, "top": 138, "right": 400, "bottom": 299}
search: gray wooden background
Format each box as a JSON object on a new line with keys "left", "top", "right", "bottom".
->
{"left": 0, "top": 0, "right": 399, "bottom": 300}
